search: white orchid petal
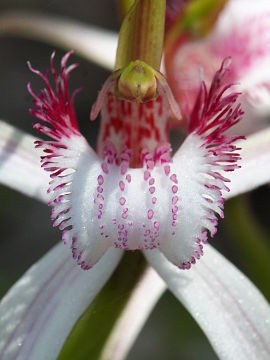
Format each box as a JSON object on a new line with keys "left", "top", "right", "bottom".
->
{"left": 100, "top": 267, "right": 166, "bottom": 360}
{"left": 216, "top": 0, "right": 270, "bottom": 33}
{"left": 145, "top": 246, "right": 270, "bottom": 360}
{"left": 0, "top": 120, "right": 48, "bottom": 202}
{"left": 0, "top": 243, "right": 122, "bottom": 360}
{"left": 212, "top": 1, "right": 270, "bottom": 107}
{"left": 226, "top": 127, "right": 270, "bottom": 199}
{"left": 0, "top": 11, "right": 117, "bottom": 70}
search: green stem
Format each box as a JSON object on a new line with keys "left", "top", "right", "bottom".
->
{"left": 115, "top": 0, "right": 166, "bottom": 70}
{"left": 57, "top": 252, "right": 147, "bottom": 360}
{"left": 117, "top": 0, "right": 135, "bottom": 19}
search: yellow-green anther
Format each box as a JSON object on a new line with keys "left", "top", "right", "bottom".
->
{"left": 117, "top": 60, "right": 157, "bottom": 102}
{"left": 115, "top": 0, "right": 166, "bottom": 71}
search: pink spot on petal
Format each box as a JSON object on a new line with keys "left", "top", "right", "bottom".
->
{"left": 97, "top": 175, "right": 104, "bottom": 185}
{"left": 172, "top": 205, "right": 178, "bottom": 213}
{"left": 149, "top": 186, "right": 155, "bottom": 194}
{"left": 172, "top": 196, "right": 178, "bottom": 205}
{"left": 148, "top": 209, "right": 154, "bottom": 220}
{"left": 172, "top": 185, "right": 178, "bottom": 194}
{"left": 119, "top": 197, "right": 126, "bottom": 205}
{"left": 119, "top": 181, "right": 125, "bottom": 191}
{"left": 101, "top": 162, "right": 109, "bottom": 174}
{"left": 170, "top": 174, "right": 178, "bottom": 184}
{"left": 97, "top": 193, "right": 104, "bottom": 201}
{"left": 144, "top": 170, "right": 151, "bottom": 181}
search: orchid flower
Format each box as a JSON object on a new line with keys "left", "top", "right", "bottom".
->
{"left": 164, "top": 0, "right": 270, "bottom": 133}
{"left": 0, "top": 1, "right": 270, "bottom": 360}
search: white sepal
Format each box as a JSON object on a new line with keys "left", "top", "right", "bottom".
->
{"left": 0, "top": 120, "right": 48, "bottom": 202}
{"left": 0, "top": 243, "right": 122, "bottom": 360}
{"left": 0, "top": 11, "right": 117, "bottom": 70}
{"left": 145, "top": 246, "right": 270, "bottom": 360}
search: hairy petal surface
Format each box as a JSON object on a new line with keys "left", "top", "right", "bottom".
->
{"left": 145, "top": 246, "right": 270, "bottom": 360}
{"left": 159, "top": 59, "right": 243, "bottom": 268}
{"left": 0, "top": 11, "right": 117, "bottom": 70}
{"left": 0, "top": 244, "right": 122, "bottom": 360}
{"left": 0, "top": 120, "right": 48, "bottom": 201}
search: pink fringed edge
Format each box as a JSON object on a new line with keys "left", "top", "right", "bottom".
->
{"left": 177, "top": 59, "right": 245, "bottom": 270}
{"left": 28, "top": 51, "right": 80, "bottom": 141}
{"left": 189, "top": 57, "right": 245, "bottom": 172}
{"left": 28, "top": 52, "right": 93, "bottom": 269}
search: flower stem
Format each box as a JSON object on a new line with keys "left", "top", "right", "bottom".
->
{"left": 115, "top": 0, "right": 166, "bottom": 70}
{"left": 57, "top": 252, "right": 164, "bottom": 360}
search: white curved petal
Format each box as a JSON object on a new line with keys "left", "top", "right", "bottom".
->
{"left": 169, "top": 0, "right": 270, "bottom": 121}
{"left": 0, "top": 120, "right": 48, "bottom": 202}
{"left": 212, "top": 1, "right": 270, "bottom": 109}
{"left": 100, "top": 267, "right": 166, "bottom": 360}
{"left": 226, "top": 127, "right": 270, "bottom": 199}
{"left": 216, "top": 0, "right": 270, "bottom": 34}
{"left": 145, "top": 246, "right": 270, "bottom": 360}
{"left": 0, "top": 243, "right": 122, "bottom": 360}
{"left": 0, "top": 11, "right": 117, "bottom": 70}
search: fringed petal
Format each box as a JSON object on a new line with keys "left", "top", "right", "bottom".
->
{"left": 29, "top": 54, "right": 243, "bottom": 271}
{"left": 158, "top": 59, "right": 244, "bottom": 268}
{"left": 29, "top": 53, "right": 113, "bottom": 269}
{"left": 27, "top": 52, "right": 189, "bottom": 263}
